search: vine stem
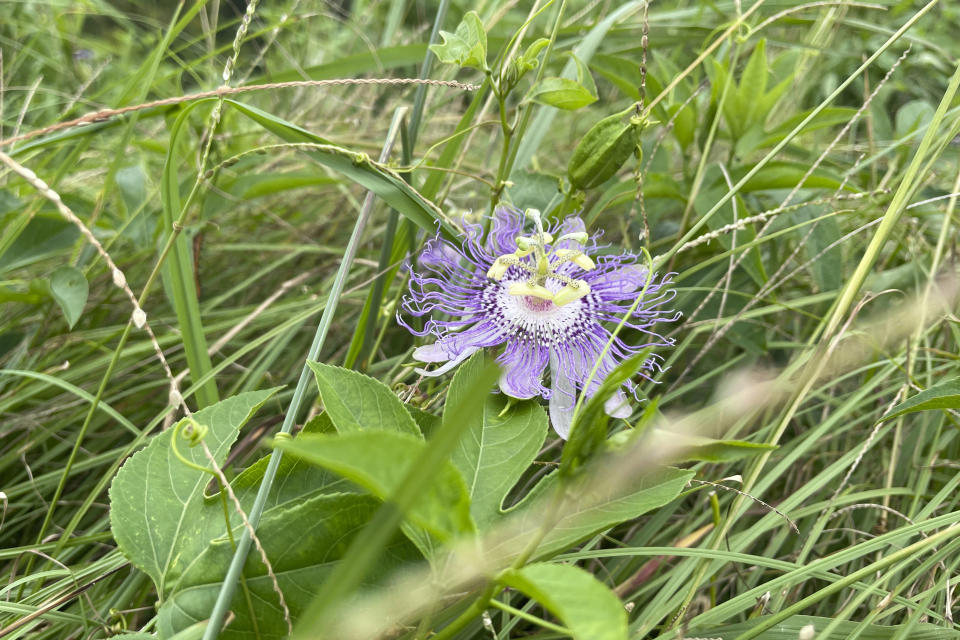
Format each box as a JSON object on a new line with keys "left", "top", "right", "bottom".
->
{"left": 201, "top": 106, "right": 409, "bottom": 640}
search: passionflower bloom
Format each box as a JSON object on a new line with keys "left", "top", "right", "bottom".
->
{"left": 399, "top": 206, "right": 679, "bottom": 438}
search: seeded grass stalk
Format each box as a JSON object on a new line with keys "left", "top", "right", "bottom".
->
{"left": 11, "top": 0, "right": 205, "bottom": 588}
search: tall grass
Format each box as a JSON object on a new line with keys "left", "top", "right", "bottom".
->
{"left": 2, "top": 1, "right": 960, "bottom": 639}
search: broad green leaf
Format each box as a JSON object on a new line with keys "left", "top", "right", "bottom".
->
{"left": 286, "top": 361, "right": 500, "bottom": 632}
{"left": 802, "top": 208, "right": 844, "bottom": 292}
{"left": 880, "top": 379, "right": 960, "bottom": 422}
{"left": 531, "top": 77, "right": 597, "bottom": 111}
{"left": 48, "top": 265, "right": 88, "bottom": 329}
{"left": 506, "top": 170, "right": 562, "bottom": 213}
{"left": 230, "top": 413, "right": 350, "bottom": 510}
{"left": 667, "top": 101, "right": 696, "bottom": 149}
{"left": 500, "top": 563, "right": 627, "bottom": 640}
{"left": 446, "top": 352, "right": 548, "bottom": 529}
{"left": 759, "top": 106, "right": 858, "bottom": 148}
{"left": 273, "top": 431, "right": 474, "bottom": 540}
{"left": 158, "top": 492, "right": 418, "bottom": 639}
{"left": 645, "top": 429, "right": 777, "bottom": 463}
{"left": 307, "top": 360, "right": 421, "bottom": 436}
{"left": 895, "top": 98, "right": 935, "bottom": 138}
{"left": 493, "top": 466, "right": 693, "bottom": 561}
{"left": 687, "top": 615, "right": 960, "bottom": 640}
{"left": 166, "top": 620, "right": 208, "bottom": 640}
{"left": 109, "top": 388, "right": 279, "bottom": 594}
{"left": 406, "top": 404, "right": 442, "bottom": 438}
{"left": 429, "top": 11, "right": 487, "bottom": 70}
{"left": 590, "top": 53, "right": 643, "bottom": 102}
{"left": 585, "top": 174, "right": 686, "bottom": 224}
{"left": 115, "top": 164, "right": 155, "bottom": 248}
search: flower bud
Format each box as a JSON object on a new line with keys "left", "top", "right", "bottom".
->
{"left": 567, "top": 107, "right": 642, "bottom": 190}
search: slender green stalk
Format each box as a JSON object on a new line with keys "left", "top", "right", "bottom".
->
{"left": 488, "top": 599, "right": 572, "bottom": 636}
{"left": 730, "top": 524, "right": 960, "bottom": 640}
{"left": 346, "top": 0, "right": 450, "bottom": 368}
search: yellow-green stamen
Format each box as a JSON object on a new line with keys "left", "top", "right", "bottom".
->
{"left": 487, "top": 209, "right": 596, "bottom": 307}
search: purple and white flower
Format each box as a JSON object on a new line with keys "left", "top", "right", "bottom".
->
{"left": 399, "top": 206, "right": 679, "bottom": 439}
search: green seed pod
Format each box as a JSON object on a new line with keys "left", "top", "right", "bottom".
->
{"left": 567, "top": 107, "right": 643, "bottom": 190}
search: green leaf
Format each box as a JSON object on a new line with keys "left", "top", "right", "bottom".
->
{"left": 496, "top": 466, "right": 693, "bottom": 561}
{"left": 499, "top": 563, "right": 627, "bottom": 640}
{"left": 429, "top": 11, "right": 487, "bottom": 70}
{"left": 802, "top": 208, "right": 844, "bottom": 292}
{"left": 158, "top": 492, "right": 418, "bottom": 639}
{"left": 115, "top": 164, "right": 154, "bottom": 248}
{"left": 895, "top": 98, "right": 936, "bottom": 138}
{"left": 562, "top": 351, "right": 651, "bottom": 478}
{"left": 446, "top": 352, "right": 548, "bottom": 529}
{"left": 880, "top": 379, "right": 960, "bottom": 422}
{"left": 306, "top": 360, "right": 421, "bottom": 436}
{"left": 512, "top": 1, "right": 645, "bottom": 173}
{"left": 406, "top": 404, "right": 442, "bottom": 438}
{"left": 531, "top": 77, "right": 597, "bottom": 111}
{"left": 645, "top": 429, "right": 777, "bottom": 463}
{"left": 226, "top": 99, "right": 458, "bottom": 242}
{"left": 48, "top": 265, "right": 88, "bottom": 329}
{"left": 590, "top": 53, "right": 643, "bottom": 102}
{"left": 667, "top": 101, "right": 696, "bottom": 150}
{"left": 161, "top": 100, "right": 219, "bottom": 408}
{"left": 230, "top": 414, "right": 350, "bottom": 509}
{"left": 759, "top": 107, "right": 858, "bottom": 148}
{"left": 0, "top": 214, "right": 79, "bottom": 275}
{"left": 729, "top": 161, "right": 849, "bottom": 193}
{"left": 506, "top": 170, "right": 562, "bottom": 214}
{"left": 516, "top": 37, "right": 550, "bottom": 74}
{"left": 273, "top": 431, "right": 475, "bottom": 540}
{"left": 109, "top": 389, "right": 279, "bottom": 594}
{"left": 165, "top": 620, "right": 208, "bottom": 640}
{"left": 736, "top": 39, "right": 768, "bottom": 129}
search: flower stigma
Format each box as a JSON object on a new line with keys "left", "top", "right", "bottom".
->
{"left": 487, "top": 208, "right": 593, "bottom": 307}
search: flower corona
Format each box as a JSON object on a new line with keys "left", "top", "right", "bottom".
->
{"left": 400, "top": 206, "right": 679, "bottom": 438}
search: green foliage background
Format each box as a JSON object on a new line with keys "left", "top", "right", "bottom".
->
{"left": 2, "top": 0, "right": 960, "bottom": 638}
